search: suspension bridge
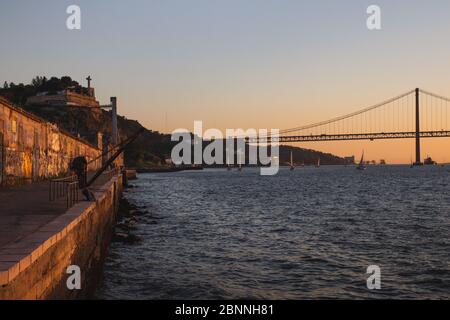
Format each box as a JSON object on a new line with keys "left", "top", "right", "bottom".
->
{"left": 254, "top": 88, "right": 450, "bottom": 165}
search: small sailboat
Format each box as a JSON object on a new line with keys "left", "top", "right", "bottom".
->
{"left": 226, "top": 152, "right": 232, "bottom": 171}
{"left": 316, "top": 158, "right": 321, "bottom": 168}
{"left": 290, "top": 151, "right": 295, "bottom": 171}
{"left": 238, "top": 152, "right": 243, "bottom": 171}
{"left": 410, "top": 157, "right": 414, "bottom": 169}
{"left": 356, "top": 151, "right": 366, "bottom": 171}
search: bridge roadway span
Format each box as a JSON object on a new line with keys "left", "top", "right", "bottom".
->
{"left": 248, "top": 130, "right": 450, "bottom": 143}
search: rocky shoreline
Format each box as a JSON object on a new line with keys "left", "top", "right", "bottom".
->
{"left": 112, "top": 195, "right": 144, "bottom": 244}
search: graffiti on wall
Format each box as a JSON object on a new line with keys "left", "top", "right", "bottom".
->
{"left": 0, "top": 98, "right": 101, "bottom": 186}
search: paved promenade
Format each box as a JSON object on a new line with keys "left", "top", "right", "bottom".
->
{"left": 0, "top": 174, "right": 111, "bottom": 248}
{"left": 0, "top": 182, "right": 68, "bottom": 248}
{"left": 0, "top": 172, "right": 121, "bottom": 297}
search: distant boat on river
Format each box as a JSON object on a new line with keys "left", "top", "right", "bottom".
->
{"left": 356, "top": 152, "right": 366, "bottom": 171}
{"left": 290, "top": 151, "right": 295, "bottom": 171}
{"left": 226, "top": 153, "right": 232, "bottom": 171}
{"left": 237, "top": 151, "right": 243, "bottom": 171}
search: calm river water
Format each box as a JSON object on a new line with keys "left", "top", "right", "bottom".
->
{"left": 97, "top": 166, "right": 450, "bottom": 299}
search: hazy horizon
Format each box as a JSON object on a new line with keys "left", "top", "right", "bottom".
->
{"left": 1, "top": 0, "right": 450, "bottom": 164}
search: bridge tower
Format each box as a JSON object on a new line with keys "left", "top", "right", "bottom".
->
{"left": 414, "top": 88, "right": 422, "bottom": 165}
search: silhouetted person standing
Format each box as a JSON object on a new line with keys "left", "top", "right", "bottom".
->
{"left": 70, "top": 156, "right": 87, "bottom": 188}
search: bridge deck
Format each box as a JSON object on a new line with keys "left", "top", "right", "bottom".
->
{"left": 249, "top": 131, "right": 450, "bottom": 143}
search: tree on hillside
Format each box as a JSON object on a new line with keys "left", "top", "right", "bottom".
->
{"left": 39, "top": 76, "right": 79, "bottom": 93}
{"left": 60, "top": 76, "right": 77, "bottom": 88}
{"left": 0, "top": 76, "right": 86, "bottom": 106}
{"left": 31, "top": 76, "right": 47, "bottom": 88}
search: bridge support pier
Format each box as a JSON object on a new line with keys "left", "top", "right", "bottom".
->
{"left": 414, "top": 88, "right": 422, "bottom": 166}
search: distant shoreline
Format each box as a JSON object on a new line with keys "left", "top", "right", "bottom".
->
{"left": 134, "top": 163, "right": 448, "bottom": 173}
{"left": 135, "top": 166, "right": 203, "bottom": 173}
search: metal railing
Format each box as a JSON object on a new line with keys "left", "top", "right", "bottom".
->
{"left": 66, "top": 181, "right": 79, "bottom": 208}
{"left": 49, "top": 175, "right": 77, "bottom": 202}
{"left": 49, "top": 168, "right": 121, "bottom": 209}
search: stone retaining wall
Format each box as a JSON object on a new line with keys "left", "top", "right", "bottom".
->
{"left": 0, "top": 174, "right": 122, "bottom": 300}
{"left": 0, "top": 97, "right": 101, "bottom": 186}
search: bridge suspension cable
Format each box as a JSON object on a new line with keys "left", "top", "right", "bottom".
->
{"left": 278, "top": 89, "right": 416, "bottom": 135}
{"left": 243, "top": 87, "right": 450, "bottom": 148}
{"left": 419, "top": 89, "right": 450, "bottom": 102}
{"left": 259, "top": 88, "right": 450, "bottom": 139}
{"left": 241, "top": 87, "right": 450, "bottom": 153}
{"left": 242, "top": 88, "right": 450, "bottom": 166}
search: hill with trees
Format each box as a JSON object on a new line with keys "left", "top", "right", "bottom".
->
{"left": 0, "top": 76, "right": 348, "bottom": 168}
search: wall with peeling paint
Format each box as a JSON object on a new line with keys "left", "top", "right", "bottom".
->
{"left": 0, "top": 97, "right": 101, "bottom": 186}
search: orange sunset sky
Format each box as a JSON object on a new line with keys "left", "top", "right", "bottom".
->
{"left": 1, "top": 1, "right": 450, "bottom": 164}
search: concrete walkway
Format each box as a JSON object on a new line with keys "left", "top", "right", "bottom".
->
{"left": 0, "top": 174, "right": 112, "bottom": 248}
{"left": 0, "top": 182, "right": 68, "bottom": 248}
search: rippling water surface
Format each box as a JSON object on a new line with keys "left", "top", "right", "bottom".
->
{"left": 98, "top": 166, "right": 450, "bottom": 299}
